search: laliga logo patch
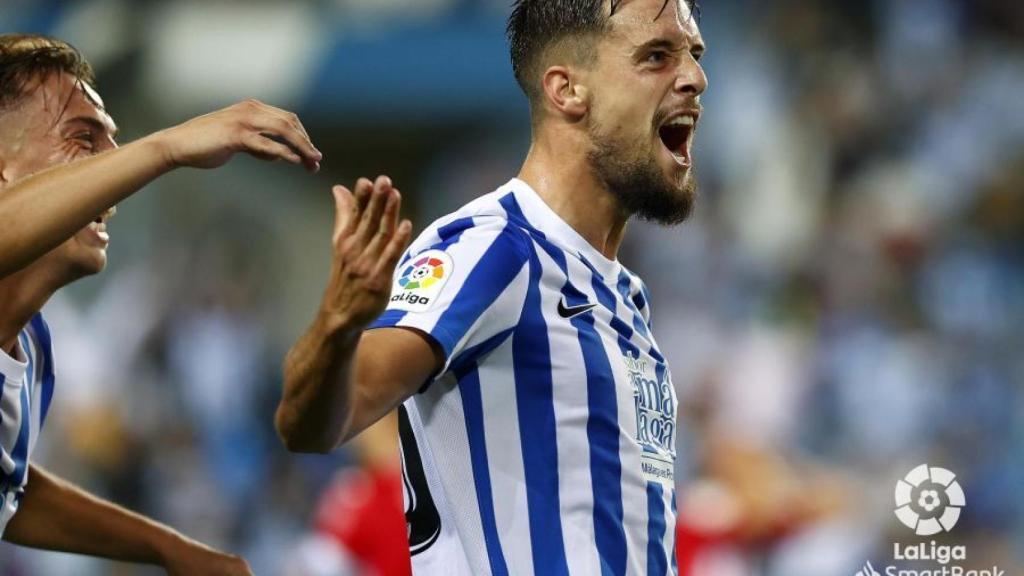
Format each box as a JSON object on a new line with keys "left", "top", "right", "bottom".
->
{"left": 390, "top": 250, "right": 453, "bottom": 312}
{"left": 894, "top": 464, "right": 965, "bottom": 536}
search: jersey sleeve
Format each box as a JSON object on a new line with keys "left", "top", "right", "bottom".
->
{"left": 368, "top": 217, "right": 531, "bottom": 381}
{"left": 0, "top": 331, "right": 28, "bottom": 481}
{"left": 0, "top": 327, "right": 29, "bottom": 510}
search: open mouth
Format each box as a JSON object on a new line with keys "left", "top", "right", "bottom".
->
{"left": 86, "top": 210, "right": 114, "bottom": 245}
{"left": 86, "top": 221, "right": 109, "bottom": 244}
{"left": 658, "top": 113, "right": 697, "bottom": 166}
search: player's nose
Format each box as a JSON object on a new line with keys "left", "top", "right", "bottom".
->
{"left": 674, "top": 57, "right": 708, "bottom": 97}
{"left": 97, "top": 134, "right": 118, "bottom": 153}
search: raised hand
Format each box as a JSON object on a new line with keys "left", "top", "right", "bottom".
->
{"left": 319, "top": 175, "right": 413, "bottom": 329}
{"left": 153, "top": 98, "right": 322, "bottom": 172}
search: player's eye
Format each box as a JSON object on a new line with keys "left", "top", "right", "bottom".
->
{"left": 645, "top": 50, "right": 668, "bottom": 65}
{"left": 71, "top": 131, "right": 95, "bottom": 150}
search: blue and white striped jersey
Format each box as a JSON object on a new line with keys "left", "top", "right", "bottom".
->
{"left": 370, "top": 179, "right": 679, "bottom": 576}
{"left": 0, "top": 314, "right": 56, "bottom": 537}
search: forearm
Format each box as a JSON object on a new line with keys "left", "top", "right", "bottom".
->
{"left": 0, "top": 134, "right": 173, "bottom": 277}
{"left": 276, "top": 312, "right": 362, "bottom": 453}
{"left": 3, "top": 464, "right": 191, "bottom": 564}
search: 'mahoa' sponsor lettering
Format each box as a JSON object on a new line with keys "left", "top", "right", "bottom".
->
{"left": 627, "top": 353, "right": 676, "bottom": 454}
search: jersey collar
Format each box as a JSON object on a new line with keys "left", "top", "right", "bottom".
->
{"left": 506, "top": 178, "right": 623, "bottom": 281}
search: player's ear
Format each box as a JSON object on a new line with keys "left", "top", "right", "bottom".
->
{"left": 0, "top": 156, "right": 9, "bottom": 188}
{"left": 541, "top": 65, "right": 588, "bottom": 120}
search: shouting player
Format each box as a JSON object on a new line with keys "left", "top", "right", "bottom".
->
{"left": 0, "top": 34, "right": 319, "bottom": 573}
{"left": 277, "top": 0, "right": 705, "bottom": 574}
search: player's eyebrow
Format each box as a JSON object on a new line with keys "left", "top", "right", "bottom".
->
{"left": 633, "top": 37, "right": 706, "bottom": 59}
{"left": 633, "top": 38, "right": 684, "bottom": 54}
{"left": 64, "top": 115, "right": 118, "bottom": 139}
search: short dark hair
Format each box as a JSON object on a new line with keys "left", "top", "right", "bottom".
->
{"left": 0, "top": 34, "right": 96, "bottom": 113}
{"left": 507, "top": 0, "right": 698, "bottom": 103}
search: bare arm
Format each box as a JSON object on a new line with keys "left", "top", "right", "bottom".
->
{"left": 3, "top": 464, "right": 251, "bottom": 576}
{"left": 276, "top": 176, "right": 441, "bottom": 453}
{"left": 0, "top": 99, "right": 321, "bottom": 277}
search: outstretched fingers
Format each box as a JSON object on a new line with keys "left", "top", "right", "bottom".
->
{"left": 243, "top": 101, "right": 322, "bottom": 172}
{"left": 365, "top": 186, "right": 401, "bottom": 255}
{"left": 355, "top": 176, "right": 392, "bottom": 245}
{"left": 331, "top": 175, "right": 412, "bottom": 285}
{"left": 331, "top": 185, "right": 357, "bottom": 244}
{"left": 353, "top": 178, "right": 374, "bottom": 215}
{"left": 242, "top": 132, "right": 303, "bottom": 165}
{"left": 375, "top": 219, "right": 413, "bottom": 278}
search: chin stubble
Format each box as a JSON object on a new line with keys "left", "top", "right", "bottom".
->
{"left": 587, "top": 134, "right": 695, "bottom": 226}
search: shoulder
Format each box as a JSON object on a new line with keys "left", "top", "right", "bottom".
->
{"left": 406, "top": 191, "right": 534, "bottom": 267}
{"left": 23, "top": 313, "right": 55, "bottom": 363}
{"left": 27, "top": 313, "right": 52, "bottom": 341}
{"left": 1, "top": 313, "right": 55, "bottom": 382}
{"left": 28, "top": 310, "right": 52, "bottom": 340}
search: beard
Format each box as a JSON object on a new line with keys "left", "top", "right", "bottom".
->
{"left": 586, "top": 123, "right": 696, "bottom": 226}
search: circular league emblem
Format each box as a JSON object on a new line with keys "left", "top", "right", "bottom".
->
{"left": 398, "top": 256, "right": 447, "bottom": 291}
{"left": 894, "top": 464, "right": 965, "bottom": 536}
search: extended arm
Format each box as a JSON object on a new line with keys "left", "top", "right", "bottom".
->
{"left": 276, "top": 176, "right": 441, "bottom": 453}
{"left": 0, "top": 99, "right": 321, "bottom": 277}
{"left": 3, "top": 464, "right": 251, "bottom": 575}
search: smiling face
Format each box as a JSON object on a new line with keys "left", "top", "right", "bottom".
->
{"left": 0, "top": 70, "right": 119, "bottom": 278}
{"left": 583, "top": 0, "right": 706, "bottom": 224}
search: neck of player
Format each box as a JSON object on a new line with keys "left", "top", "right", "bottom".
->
{"left": 518, "top": 130, "right": 629, "bottom": 261}
{"left": 0, "top": 262, "right": 66, "bottom": 356}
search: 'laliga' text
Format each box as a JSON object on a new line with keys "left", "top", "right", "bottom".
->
{"left": 894, "top": 542, "right": 965, "bottom": 565}
{"left": 391, "top": 292, "right": 431, "bottom": 306}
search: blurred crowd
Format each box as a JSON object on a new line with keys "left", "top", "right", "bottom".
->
{"left": 1, "top": 0, "right": 1021, "bottom": 575}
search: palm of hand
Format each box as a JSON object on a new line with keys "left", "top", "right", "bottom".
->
{"left": 322, "top": 175, "right": 413, "bottom": 328}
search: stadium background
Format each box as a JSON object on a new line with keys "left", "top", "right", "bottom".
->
{"left": 1, "top": 0, "right": 1022, "bottom": 574}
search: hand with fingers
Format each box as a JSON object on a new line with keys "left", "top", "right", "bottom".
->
{"left": 320, "top": 175, "right": 413, "bottom": 329}
{"left": 151, "top": 98, "right": 322, "bottom": 172}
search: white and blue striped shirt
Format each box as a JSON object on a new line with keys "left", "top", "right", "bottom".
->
{"left": 370, "top": 179, "right": 678, "bottom": 576}
{"left": 0, "top": 314, "right": 56, "bottom": 537}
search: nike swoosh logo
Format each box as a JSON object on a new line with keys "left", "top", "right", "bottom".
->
{"left": 557, "top": 298, "right": 597, "bottom": 319}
